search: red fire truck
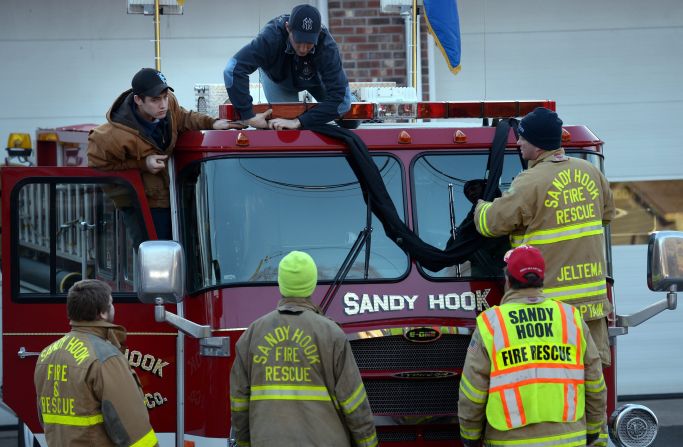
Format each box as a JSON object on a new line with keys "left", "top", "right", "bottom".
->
{"left": 2, "top": 99, "right": 680, "bottom": 447}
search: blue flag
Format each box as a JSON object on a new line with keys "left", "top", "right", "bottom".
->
{"left": 423, "top": 0, "right": 462, "bottom": 74}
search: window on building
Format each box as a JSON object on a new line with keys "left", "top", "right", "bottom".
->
{"left": 610, "top": 180, "right": 683, "bottom": 245}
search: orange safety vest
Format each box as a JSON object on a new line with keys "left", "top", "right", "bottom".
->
{"left": 477, "top": 299, "right": 587, "bottom": 430}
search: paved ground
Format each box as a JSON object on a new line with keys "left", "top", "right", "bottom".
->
{"left": 0, "top": 431, "right": 19, "bottom": 447}
{"left": 0, "top": 398, "right": 680, "bottom": 446}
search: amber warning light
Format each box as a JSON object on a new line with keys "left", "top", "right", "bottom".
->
{"left": 218, "top": 100, "right": 555, "bottom": 122}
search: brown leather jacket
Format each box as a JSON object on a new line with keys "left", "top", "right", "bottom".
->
{"left": 230, "top": 298, "right": 378, "bottom": 447}
{"left": 34, "top": 320, "right": 158, "bottom": 447}
{"left": 87, "top": 90, "right": 216, "bottom": 208}
{"left": 475, "top": 149, "right": 616, "bottom": 321}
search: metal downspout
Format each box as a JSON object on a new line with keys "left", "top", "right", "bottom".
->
{"left": 428, "top": 33, "right": 436, "bottom": 100}
{"left": 412, "top": 0, "right": 418, "bottom": 90}
{"left": 416, "top": 6, "right": 422, "bottom": 100}
{"left": 402, "top": 9, "right": 413, "bottom": 88}
{"left": 402, "top": 3, "right": 420, "bottom": 94}
{"left": 317, "top": 0, "right": 329, "bottom": 28}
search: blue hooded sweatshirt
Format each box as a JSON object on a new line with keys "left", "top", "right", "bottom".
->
{"left": 224, "top": 14, "right": 351, "bottom": 129}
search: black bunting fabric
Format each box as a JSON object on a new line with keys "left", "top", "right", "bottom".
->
{"left": 307, "top": 120, "right": 515, "bottom": 272}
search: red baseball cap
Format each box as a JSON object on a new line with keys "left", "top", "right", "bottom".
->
{"left": 504, "top": 245, "right": 545, "bottom": 283}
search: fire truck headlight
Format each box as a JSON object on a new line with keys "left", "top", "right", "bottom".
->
{"left": 609, "top": 404, "right": 658, "bottom": 447}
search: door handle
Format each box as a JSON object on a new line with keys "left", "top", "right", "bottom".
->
{"left": 18, "top": 347, "right": 40, "bottom": 359}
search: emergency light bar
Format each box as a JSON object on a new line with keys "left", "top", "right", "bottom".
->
{"left": 218, "top": 100, "right": 556, "bottom": 122}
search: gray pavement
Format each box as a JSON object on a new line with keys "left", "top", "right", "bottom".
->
{"left": 0, "top": 398, "right": 680, "bottom": 446}
{"left": 0, "top": 430, "right": 19, "bottom": 447}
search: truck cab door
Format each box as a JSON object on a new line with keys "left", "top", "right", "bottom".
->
{"left": 1, "top": 167, "right": 177, "bottom": 437}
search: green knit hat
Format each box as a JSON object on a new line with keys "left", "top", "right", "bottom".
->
{"left": 278, "top": 251, "right": 318, "bottom": 298}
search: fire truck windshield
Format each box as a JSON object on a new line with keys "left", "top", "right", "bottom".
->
{"left": 179, "top": 155, "right": 409, "bottom": 292}
{"left": 410, "top": 149, "right": 605, "bottom": 279}
{"left": 413, "top": 152, "right": 524, "bottom": 278}
{"left": 177, "top": 148, "right": 605, "bottom": 292}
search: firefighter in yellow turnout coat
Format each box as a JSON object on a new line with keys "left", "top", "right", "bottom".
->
{"left": 458, "top": 246, "right": 607, "bottom": 447}
{"left": 230, "top": 251, "right": 378, "bottom": 447}
{"left": 34, "top": 280, "right": 157, "bottom": 447}
{"left": 474, "top": 107, "right": 616, "bottom": 367}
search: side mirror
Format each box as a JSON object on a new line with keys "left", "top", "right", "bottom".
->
{"left": 609, "top": 231, "right": 681, "bottom": 338}
{"left": 137, "top": 240, "right": 185, "bottom": 304}
{"left": 136, "top": 240, "right": 210, "bottom": 338}
{"left": 647, "top": 231, "right": 683, "bottom": 291}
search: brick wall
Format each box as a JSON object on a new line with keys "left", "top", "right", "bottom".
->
{"left": 328, "top": 0, "right": 431, "bottom": 99}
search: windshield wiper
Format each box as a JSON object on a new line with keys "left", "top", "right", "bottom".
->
{"left": 320, "top": 227, "right": 371, "bottom": 314}
{"left": 321, "top": 194, "right": 373, "bottom": 314}
{"left": 212, "top": 259, "right": 222, "bottom": 283}
{"left": 448, "top": 183, "right": 461, "bottom": 277}
{"left": 363, "top": 198, "right": 373, "bottom": 280}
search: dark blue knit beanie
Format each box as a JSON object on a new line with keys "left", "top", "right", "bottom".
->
{"left": 518, "top": 107, "right": 563, "bottom": 150}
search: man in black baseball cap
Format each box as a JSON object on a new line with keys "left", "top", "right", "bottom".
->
{"left": 87, "top": 68, "right": 243, "bottom": 241}
{"left": 288, "top": 4, "right": 322, "bottom": 44}
{"left": 131, "top": 68, "right": 175, "bottom": 97}
{"left": 224, "top": 4, "right": 359, "bottom": 131}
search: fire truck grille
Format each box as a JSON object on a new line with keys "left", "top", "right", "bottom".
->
{"left": 377, "top": 431, "right": 417, "bottom": 442}
{"left": 350, "top": 334, "right": 470, "bottom": 370}
{"left": 377, "top": 429, "right": 459, "bottom": 443}
{"left": 423, "top": 429, "right": 460, "bottom": 440}
{"left": 364, "top": 379, "right": 459, "bottom": 415}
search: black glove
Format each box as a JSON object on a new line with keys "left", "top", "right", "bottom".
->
{"left": 586, "top": 432, "right": 599, "bottom": 445}
{"left": 463, "top": 179, "right": 502, "bottom": 205}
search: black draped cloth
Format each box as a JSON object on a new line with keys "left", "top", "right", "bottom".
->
{"left": 308, "top": 120, "right": 514, "bottom": 272}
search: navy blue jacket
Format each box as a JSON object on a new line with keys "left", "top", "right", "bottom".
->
{"left": 224, "top": 14, "right": 350, "bottom": 129}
